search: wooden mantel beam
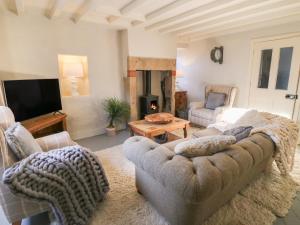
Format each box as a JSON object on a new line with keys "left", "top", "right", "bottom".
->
{"left": 7, "top": 0, "right": 24, "bottom": 15}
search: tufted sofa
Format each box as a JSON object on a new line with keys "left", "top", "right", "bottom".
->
{"left": 123, "top": 131, "right": 275, "bottom": 225}
{"left": 189, "top": 85, "right": 237, "bottom": 127}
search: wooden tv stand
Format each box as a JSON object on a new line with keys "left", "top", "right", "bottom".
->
{"left": 22, "top": 113, "right": 67, "bottom": 138}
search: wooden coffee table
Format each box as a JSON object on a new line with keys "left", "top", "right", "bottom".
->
{"left": 128, "top": 117, "right": 190, "bottom": 139}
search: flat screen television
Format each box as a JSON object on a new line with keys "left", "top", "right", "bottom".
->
{"left": 2, "top": 79, "right": 62, "bottom": 121}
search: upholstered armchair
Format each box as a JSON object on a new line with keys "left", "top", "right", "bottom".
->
{"left": 0, "top": 106, "right": 76, "bottom": 225}
{"left": 189, "top": 85, "right": 237, "bottom": 127}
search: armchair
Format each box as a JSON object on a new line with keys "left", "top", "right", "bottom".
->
{"left": 189, "top": 85, "right": 237, "bottom": 127}
{"left": 0, "top": 106, "right": 76, "bottom": 225}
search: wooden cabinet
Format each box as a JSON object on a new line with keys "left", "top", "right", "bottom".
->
{"left": 175, "top": 91, "right": 188, "bottom": 119}
{"left": 22, "top": 114, "right": 67, "bottom": 138}
{"left": 175, "top": 91, "right": 187, "bottom": 111}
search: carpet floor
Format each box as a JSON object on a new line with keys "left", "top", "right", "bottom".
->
{"left": 88, "top": 144, "right": 300, "bottom": 225}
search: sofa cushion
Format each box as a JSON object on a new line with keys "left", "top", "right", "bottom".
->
{"left": 205, "top": 92, "right": 226, "bottom": 110}
{"left": 191, "top": 108, "right": 215, "bottom": 120}
{"left": 162, "top": 138, "right": 188, "bottom": 151}
{"left": 205, "top": 85, "right": 235, "bottom": 106}
{"left": 5, "top": 123, "right": 42, "bottom": 159}
{"left": 174, "top": 135, "right": 236, "bottom": 157}
{"left": 192, "top": 128, "right": 222, "bottom": 138}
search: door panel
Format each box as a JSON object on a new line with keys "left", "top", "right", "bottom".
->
{"left": 249, "top": 36, "right": 300, "bottom": 119}
{"left": 275, "top": 47, "right": 293, "bottom": 90}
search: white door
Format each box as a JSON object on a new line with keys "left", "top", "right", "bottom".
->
{"left": 249, "top": 36, "right": 300, "bottom": 119}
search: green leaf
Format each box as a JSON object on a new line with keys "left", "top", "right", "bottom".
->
{"left": 102, "top": 97, "right": 130, "bottom": 128}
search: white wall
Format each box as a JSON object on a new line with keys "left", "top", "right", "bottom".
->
{"left": 0, "top": 10, "right": 124, "bottom": 139}
{"left": 127, "top": 28, "right": 177, "bottom": 58}
{"left": 177, "top": 21, "right": 300, "bottom": 107}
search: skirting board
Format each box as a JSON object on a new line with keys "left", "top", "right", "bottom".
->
{"left": 70, "top": 127, "right": 106, "bottom": 140}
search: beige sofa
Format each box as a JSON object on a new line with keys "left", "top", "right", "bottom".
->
{"left": 124, "top": 129, "right": 275, "bottom": 225}
{"left": 189, "top": 85, "right": 237, "bottom": 127}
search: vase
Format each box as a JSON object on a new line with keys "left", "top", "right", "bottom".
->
{"left": 106, "top": 127, "right": 116, "bottom": 136}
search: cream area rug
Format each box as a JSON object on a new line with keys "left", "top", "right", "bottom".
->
{"left": 89, "top": 144, "right": 300, "bottom": 225}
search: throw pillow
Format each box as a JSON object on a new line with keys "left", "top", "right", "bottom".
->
{"left": 205, "top": 92, "right": 226, "bottom": 110}
{"left": 174, "top": 135, "right": 236, "bottom": 158}
{"left": 5, "top": 122, "right": 42, "bottom": 159}
{"left": 223, "top": 126, "right": 253, "bottom": 142}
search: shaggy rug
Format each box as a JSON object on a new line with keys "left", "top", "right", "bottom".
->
{"left": 89, "top": 144, "right": 300, "bottom": 225}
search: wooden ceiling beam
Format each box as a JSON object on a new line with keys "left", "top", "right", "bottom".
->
{"left": 120, "top": 0, "right": 147, "bottom": 15}
{"left": 6, "top": 0, "right": 24, "bottom": 15}
{"left": 160, "top": 0, "right": 285, "bottom": 33}
{"left": 145, "top": 0, "right": 194, "bottom": 20}
{"left": 71, "top": 0, "right": 95, "bottom": 23}
{"left": 187, "top": 13, "right": 300, "bottom": 42}
{"left": 106, "top": 15, "right": 120, "bottom": 23}
{"left": 45, "top": 0, "right": 66, "bottom": 19}
{"left": 177, "top": 2, "right": 300, "bottom": 36}
{"left": 145, "top": 0, "right": 243, "bottom": 31}
{"left": 131, "top": 20, "right": 144, "bottom": 26}
{"left": 108, "top": 0, "right": 147, "bottom": 24}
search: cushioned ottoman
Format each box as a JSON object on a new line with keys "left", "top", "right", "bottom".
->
{"left": 123, "top": 132, "right": 275, "bottom": 225}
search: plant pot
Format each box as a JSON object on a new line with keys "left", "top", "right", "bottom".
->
{"left": 106, "top": 127, "right": 116, "bottom": 136}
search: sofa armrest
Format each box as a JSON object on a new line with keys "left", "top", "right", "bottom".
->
{"left": 36, "top": 131, "right": 76, "bottom": 151}
{"left": 0, "top": 180, "right": 49, "bottom": 223}
{"left": 123, "top": 136, "right": 223, "bottom": 202}
{"left": 189, "top": 101, "right": 205, "bottom": 110}
{"left": 123, "top": 136, "right": 161, "bottom": 169}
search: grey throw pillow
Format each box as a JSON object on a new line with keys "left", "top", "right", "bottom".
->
{"left": 205, "top": 92, "right": 226, "bottom": 110}
{"left": 5, "top": 122, "right": 42, "bottom": 159}
{"left": 174, "top": 135, "right": 236, "bottom": 158}
{"left": 223, "top": 126, "right": 253, "bottom": 142}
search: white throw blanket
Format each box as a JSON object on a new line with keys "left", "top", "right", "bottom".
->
{"left": 209, "top": 108, "right": 299, "bottom": 175}
{"left": 251, "top": 112, "right": 299, "bottom": 176}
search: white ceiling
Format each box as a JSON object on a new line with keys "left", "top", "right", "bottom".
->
{"left": 2, "top": 0, "right": 300, "bottom": 42}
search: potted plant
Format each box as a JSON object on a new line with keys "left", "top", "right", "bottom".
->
{"left": 103, "top": 97, "right": 130, "bottom": 136}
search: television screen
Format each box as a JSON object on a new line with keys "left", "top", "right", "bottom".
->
{"left": 3, "top": 79, "right": 62, "bottom": 121}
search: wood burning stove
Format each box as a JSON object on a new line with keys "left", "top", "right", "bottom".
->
{"left": 140, "top": 70, "right": 159, "bottom": 119}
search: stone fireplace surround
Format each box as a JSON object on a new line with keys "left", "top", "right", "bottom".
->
{"left": 127, "top": 56, "right": 176, "bottom": 121}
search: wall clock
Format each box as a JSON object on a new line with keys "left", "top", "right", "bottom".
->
{"left": 210, "top": 46, "right": 223, "bottom": 64}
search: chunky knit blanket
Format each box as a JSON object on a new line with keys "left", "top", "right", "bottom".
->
{"left": 2, "top": 145, "right": 110, "bottom": 225}
{"left": 251, "top": 112, "right": 299, "bottom": 175}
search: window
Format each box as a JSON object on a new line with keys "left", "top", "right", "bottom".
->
{"left": 275, "top": 47, "right": 293, "bottom": 90}
{"left": 257, "top": 49, "right": 272, "bottom": 89}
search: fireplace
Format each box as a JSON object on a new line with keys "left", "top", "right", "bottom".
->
{"left": 139, "top": 70, "right": 159, "bottom": 119}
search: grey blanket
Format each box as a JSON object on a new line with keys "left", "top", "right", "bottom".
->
{"left": 2, "top": 145, "right": 110, "bottom": 225}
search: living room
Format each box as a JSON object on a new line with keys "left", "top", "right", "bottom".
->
{"left": 0, "top": 0, "right": 300, "bottom": 225}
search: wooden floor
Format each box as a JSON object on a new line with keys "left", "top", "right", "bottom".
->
{"left": 0, "top": 129, "right": 299, "bottom": 225}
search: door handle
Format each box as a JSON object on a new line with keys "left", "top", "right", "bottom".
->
{"left": 285, "top": 94, "right": 298, "bottom": 100}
